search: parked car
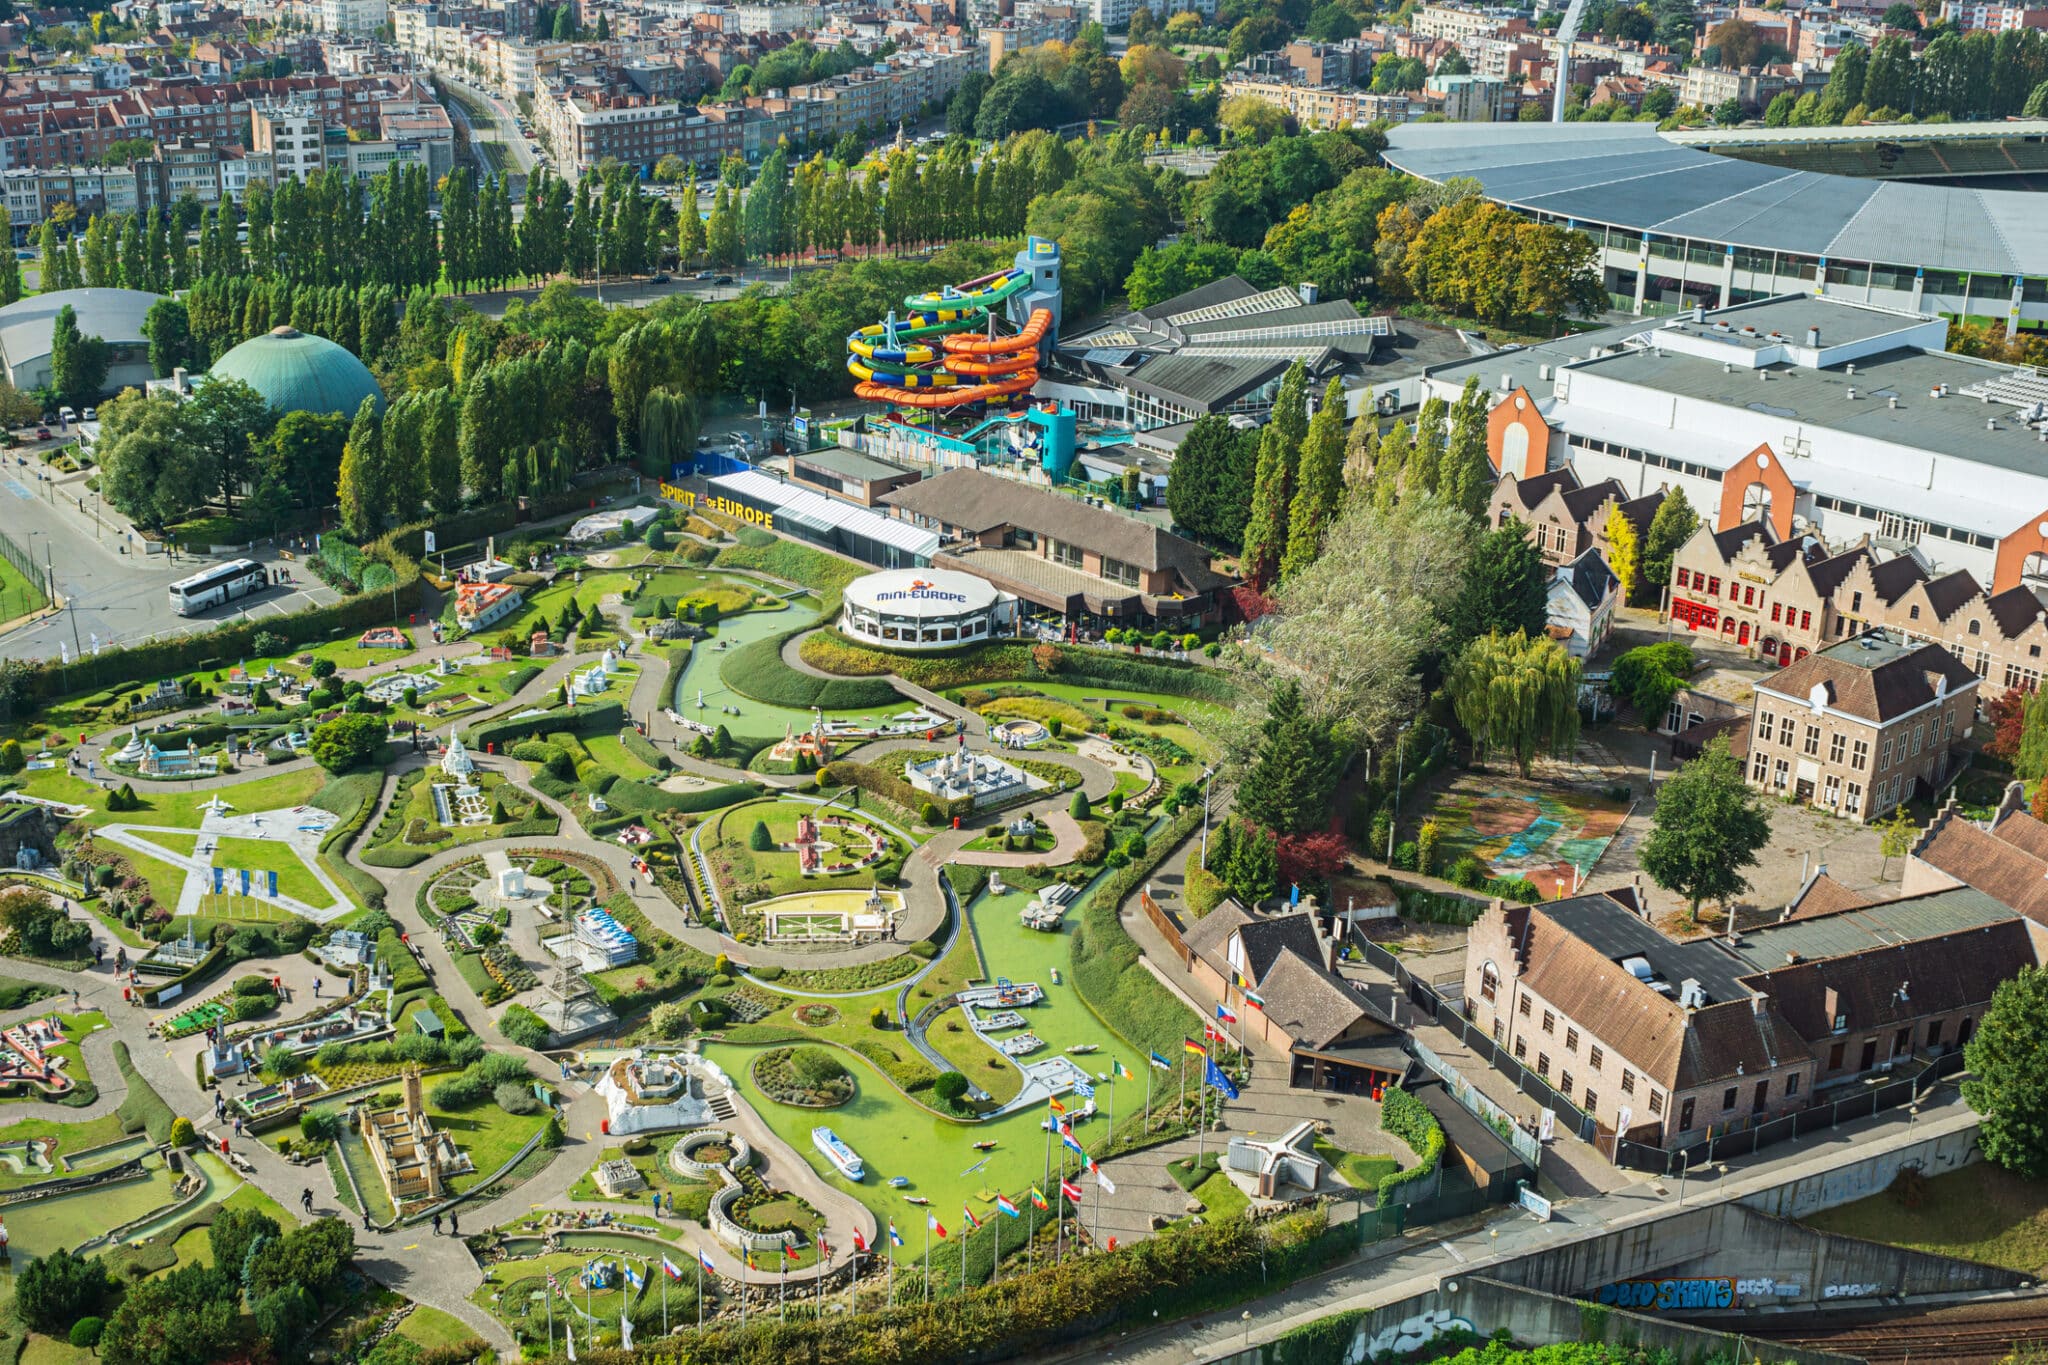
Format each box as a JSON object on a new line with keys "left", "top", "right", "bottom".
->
{"left": 651, "top": 272, "right": 671, "bottom": 284}
{"left": 712, "top": 274, "right": 733, "bottom": 285}
{"left": 694, "top": 271, "right": 713, "bottom": 281}
{"left": 81, "top": 407, "right": 95, "bottom": 421}
{"left": 34, "top": 428, "right": 51, "bottom": 441}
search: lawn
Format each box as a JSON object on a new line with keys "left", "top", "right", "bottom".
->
{"left": 362, "top": 768, "right": 554, "bottom": 866}
{"left": 631, "top": 571, "right": 776, "bottom": 618}
{"left": 1802, "top": 1163, "right": 2048, "bottom": 1273}
{"left": 0, "top": 552, "right": 49, "bottom": 622}
{"left": 0, "top": 1111, "right": 129, "bottom": 1190}
{"left": 426, "top": 1093, "right": 555, "bottom": 1193}
{"left": 1313, "top": 1139, "right": 1400, "bottom": 1191}
{"left": 140, "top": 831, "right": 200, "bottom": 858}
{"left": 397, "top": 1306, "right": 485, "bottom": 1352}
{"left": 702, "top": 798, "right": 909, "bottom": 908}
{"left": 28, "top": 766, "right": 326, "bottom": 832}
{"left": 585, "top": 732, "right": 659, "bottom": 782}
{"left": 497, "top": 571, "right": 639, "bottom": 643}
{"left": 1191, "top": 1169, "right": 1248, "bottom": 1222}
{"left": 473, "top": 1248, "right": 644, "bottom": 1346}
{"left": 949, "top": 680, "right": 1224, "bottom": 791}
{"left": 205, "top": 836, "right": 327, "bottom": 906}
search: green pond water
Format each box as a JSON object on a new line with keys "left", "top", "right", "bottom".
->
{"left": 701, "top": 887, "right": 1165, "bottom": 1262}
{"left": 668, "top": 598, "right": 922, "bottom": 743}
{"left": 1, "top": 1160, "right": 187, "bottom": 1262}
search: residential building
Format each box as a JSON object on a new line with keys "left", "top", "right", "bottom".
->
{"left": 250, "top": 103, "right": 328, "bottom": 179}
{"left": 318, "top": 0, "right": 389, "bottom": 33}
{"left": 1548, "top": 548, "right": 1619, "bottom": 659}
{"left": 1486, "top": 467, "right": 1663, "bottom": 571}
{"left": 1424, "top": 72, "right": 1505, "bottom": 120}
{"left": 1464, "top": 884, "right": 2028, "bottom": 1150}
{"left": 1938, "top": 0, "right": 2048, "bottom": 30}
{"left": 1744, "top": 629, "right": 1977, "bottom": 822}
{"left": 2, "top": 164, "right": 141, "bottom": 229}
{"left": 1411, "top": 3, "right": 1507, "bottom": 44}
{"left": 532, "top": 84, "right": 684, "bottom": 178}
{"left": 880, "top": 466, "right": 1232, "bottom": 628}
{"left": 1908, "top": 782, "right": 2048, "bottom": 930}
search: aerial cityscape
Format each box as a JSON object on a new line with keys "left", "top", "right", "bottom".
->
{"left": 3, "top": 0, "right": 2048, "bottom": 1361}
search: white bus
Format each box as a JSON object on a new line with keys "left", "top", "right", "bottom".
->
{"left": 169, "top": 559, "right": 267, "bottom": 616}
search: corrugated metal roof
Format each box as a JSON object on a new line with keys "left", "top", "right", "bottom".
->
{"left": 1733, "top": 886, "right": 2015, "bottom": 967}
{"left": 1382, "top": 121, "right": 2048, "bottom": 277}
{"left": 708, "top": 469, "right": 939, "bottom": 557}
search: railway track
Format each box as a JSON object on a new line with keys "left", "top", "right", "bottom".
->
{"left": 1766, "top": 1305, "right": 2048, "bottom": 1363}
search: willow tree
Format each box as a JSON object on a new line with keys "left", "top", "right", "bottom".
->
{"left": 640, "top": 387, "right": 702, "bottom": 479}
{"left": 1449, "top": 630, "right": 1582, "bottom": 776}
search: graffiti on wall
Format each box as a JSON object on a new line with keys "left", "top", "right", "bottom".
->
{"left": 1345, "top": 1308, "right": 1478, "bottom": 1363}
{"left": 1595, "top": 1278, "right": 1735, "bottom": 1311}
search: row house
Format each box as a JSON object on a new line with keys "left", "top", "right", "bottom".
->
{"left": 2, "top": 163, "right": 140, "bottom": 229}
{"left": 1669, "top": 517, "right": 2048, "bottom": 703}
{"left": 1487, "top": 467, "right": 1663, "bottom": 573}
{"left": 1465, "top": 883, "right": 2031, "bottom": 1152}
{"left": 0, "top": 104, "right": 129, "bottom": 174}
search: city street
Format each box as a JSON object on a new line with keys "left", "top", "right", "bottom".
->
{"left": 435, "top": 71, "right": 536, "bottom": 179}
{"left": 0, "top": 463, "right": 337, "bottom": 663}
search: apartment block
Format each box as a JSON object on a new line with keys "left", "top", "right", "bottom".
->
{"left": 250, "top": 103, "right": 327, "bottom": 179}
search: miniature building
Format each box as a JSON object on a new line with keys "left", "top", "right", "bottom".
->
{"left": 0, "top": 805, "right": 59, "bottom": 877}
{"left": 139, "top": 740, "right": 220, "bottom": 777}
{"left": 360, "top": 1069, "right": 472, "bottom": 1210}
{"left": 316, "top": 928, "right": 375, "bottom": 970}
{"left": 594, "top": 1157, "right": 646, "bottom": 1197}
{"left": 573, "top": 907, "right": 638, "bottom": 970}
{"left": 454, "top": 580, "right": 523, "bottom": 632}
{"left": 359, "top": 626, "right": 411, "bottom": 650}
{"left": 441, "top": 731, "right": 476, "bottom": 778}
{"left": 903, "top": 748, "right": 1041, "bottom": 809}
{"left": 1224, "top": 1120, "right": 1324, "bottom": 1199}
{"left": 594, "top": 1053, "right": 713, "bottom": 1135}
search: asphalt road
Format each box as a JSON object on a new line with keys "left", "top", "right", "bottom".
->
{"left": 0, "top": 460, "right": 338, "bottom": 664}
{"left": 436, "top": 72, "right": 536, "bottom": 180}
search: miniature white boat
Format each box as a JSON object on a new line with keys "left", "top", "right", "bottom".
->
{"left": 812, "top": 1126, "right": 864, "bottom": 1181}
{"left": 1066, "top": 1044, "right": 1097, "bottom": 1055}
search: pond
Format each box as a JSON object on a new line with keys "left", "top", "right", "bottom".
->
{"left": 667, "top": 598, "right": 916, "bottom": 745}
{"left": 700, "top": 885, "right": 1164, "bottom": 1261}
{"left": 2, "top": 1158, "right": 186, "bottom": 1262}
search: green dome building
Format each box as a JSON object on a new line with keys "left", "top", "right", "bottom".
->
{"left": 209, "top": 326, "right": 384, "bottom": 418}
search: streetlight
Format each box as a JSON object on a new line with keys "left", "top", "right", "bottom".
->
{"left": 1676, "top": 1148, "right": 1691, "bottom": 1206}
{"left": 1240, "top": 1311, "right": 1251, "bottom": 1351}
{"left": 1198, "top": 764, "right": 1215, "bottom": 870}
{"left": 1387, "top": 720, "right": 1414, "bottom": 866}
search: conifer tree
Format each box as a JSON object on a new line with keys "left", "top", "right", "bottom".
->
{"left": 1239, "top": 361, "right": 1308, "bottom": 591}
{"left": 1440, "top": 376, "right": 1494, "bottom": 518}
{"left": 1372, "top": 420, "right": 1413, "bottom": 513}
{"left": 1280, "top": 378, "right": 1347, "bottom": 581}
{"left": 1235, "top": 680, "right": 1339, "bottom": 838}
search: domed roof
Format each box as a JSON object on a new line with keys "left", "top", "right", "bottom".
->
{"left": 209, "top": 326, "right": 384, "bottom": 419}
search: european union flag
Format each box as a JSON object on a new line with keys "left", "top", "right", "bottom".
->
{"left": 1203, "top": 1057, "right": 1240, "bottom": 1100}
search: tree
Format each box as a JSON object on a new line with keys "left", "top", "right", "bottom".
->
{"left": 0, "top": 207, "right": 18, "bottom": 305}
{"left": 1611, "top": 641, "right": 1692, "bottom": 729}
{"left": 2018, "top": 688, "right": 2048, "bottom": 782}
{"left": 1876, "top": 808, "right": 1917, "bottom": 879}
{"left": 209, "top": 1205, "right": 281, "bottom": 1282}
{"left": 185, "top": 376, "right": 272, "bottom": 515}
{"left": 336, "top": 395, "right": 385, "bottom": 538}
{"left": 1439, "top": 375, "right": 1493, "bottom": 518}
{"left": 1239, "top": 360, "right": 1308, "bottom": 590}
{"left": 309, "top": 713, "right": 385, "bottom": 772}
{"left": 247, "top": 1218, "right": 356, "bottom": 1300}
{"left": 1235, "top": 680, "right": 1340, "bottom": 838}
{"left": 98, "top": 1265, "right": 246, "bottom": 1365}
{"left": 13, "top": 1249, "right": 110, "bottom": 1334}
{"left": 141, "top": 296, "right": 194, "bottom": 377}
{"left": 1638, "top": 734, "right": 1770, "bottom": 916}
{"left": 1640, "top": 487, "right": 1700, "bottom": 598}
{"left": 933, "top": 1070, "right": 969, "bottom": 1103}
{"left": 1604, "top": 502, "right": 1642, "bottom": 604}
{"left": 1447, "top": 522, "right": 1549, "bottom": 645}
{"left": 48, "top": 304, "right": 109, "bottom": 408}
{"left": 1764, "top": 90, "right": 1797, "bottom": 125}
{"left": 1713, "top": 96, "right": 1745, "bottom": 126}
{"left": 1280, "top": 378, "right": 1346, "bottom": 580}
{"left": 1448, "top": 631, "right": 1582, "bottom": 776}
{"left": 1965, "top": 967, "right": 2048, "bottom": 1177}
{"left": 1164, "top": 414, "right": 1259, "bottom": 547}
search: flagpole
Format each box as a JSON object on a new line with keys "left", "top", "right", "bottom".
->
{"left": 1026, "top": 1200, "right": 1035, "bottom": 1274}
{"left": 546, "top": 1282, "right": 554, "bottom": 1356}
{"left": 960, "top": 1211, "right": 966, "bottom": 1290}
{"left": 685, "top": 1260, "right": 691, "bottom": 1334}
{"left": 1093, "top": 1175, "right": 1102, "bottom": 1254}
{"left": 887, "top": 1243, "right": 894, "bottom": 1308}
{"left": 1179, "top": 1052, "right": 1187, "bottom": 1131}
{"left": 741, "top": 1260, "right": 748, "bottom": 1331}
{"left": 923, "top": 1219, "right": 931, "bottom": 1302}
{"left": 1197, "top": 1066, "right": 1207, "bottom": 1171}
{"left": 1109, "top": 1073, "right": 1117, "bottom": 1149}
{"left": 847, "top": 1250, "right": 859, "bottom": 1313}
{"left": 1144, "top": 1058, "right": 1153, "bottom": 1132}
{"left": 779, "top": 1259, "right": 785, "bottom": 1321}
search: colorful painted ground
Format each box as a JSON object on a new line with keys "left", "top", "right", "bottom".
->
{"left": 1430, "top": 776, "right": 1629, "bottom": 898}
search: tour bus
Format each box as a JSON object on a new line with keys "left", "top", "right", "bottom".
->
{"left": 169, "top": 559, "right": 268, "bottom": 616}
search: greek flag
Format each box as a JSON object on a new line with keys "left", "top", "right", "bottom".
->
{"left": 1072, "top": 1080, "right": 1095, "bottom": 1099}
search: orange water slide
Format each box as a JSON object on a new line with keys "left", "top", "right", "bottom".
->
{"left": 853, "top": 369, "right": 1039, "bottom": 408}
{"left": 942, "top": 308, "right": 1053, "bottom": 355}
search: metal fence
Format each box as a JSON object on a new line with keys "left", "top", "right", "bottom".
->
{"left": 0, "top": 526, "right": 43, "bottom": 602}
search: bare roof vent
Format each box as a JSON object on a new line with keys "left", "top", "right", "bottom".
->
{"left": 1889, "top": 396, "right": 1899, "bottom": 409}
{"left": 1846, "top": 362, "right": 1856, "bottom": 376}
{"left": 1806, "top": 326, "right": 1820, "bottom": 346}
{"left": 1846, "top": 388, "right": 1857, "bottom": 400}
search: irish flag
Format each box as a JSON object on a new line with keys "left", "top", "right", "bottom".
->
{"left": 996, "top": 1194, "right": 1021, "bottom": 1218}
{"left": 1113, "top": 1059, "right": 1134, "bottom": 1081}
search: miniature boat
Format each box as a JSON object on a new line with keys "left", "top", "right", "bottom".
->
{"left": 1050, "top": 967, "right": 1062, "bottom": 985}
{"left": 811, "top": 1126, "right": 865, "bottom": 1182}
{"left": 1066, "top": 1044, "right": 1097, "bottom": 1054}
{"left": 903, "top": 1195, "right": 931, "bottom": 1205}
{"left": 972, "top": 1140, "right": 998, "bottom": 1151}
{"left": 888, "top": 1176, "right": 909, "bottom": 1188}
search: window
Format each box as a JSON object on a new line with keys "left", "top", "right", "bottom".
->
{"left": 1774, "top": 757, "right": 1790, "bottom": 788}
{"left": 1480, "top": 963, "right": 1498, "bottom": 1002}
{"left": 1586, "top": 1088, "right": 1600, "bottom": 1114}
{"left": 1514, "top": 1037, "right": 1527, "bottom": 1060}
{"left": 1537, "top": 1053, "right": 1551, "bottom": 1078}
{"left": 1744, "top": 585, "right": 1756, "bottom": 607}
{"left": 1779, "top": 715, "right": 1797, "bottom": 745}
{"left": 1910, "top": 604, "right": 1921, "bottom": 620}
{"left": 1851, "top": 591, "right": 1863, "bottom": 613}
{"left": 1847, "top": 781, "right": 1862, "bottom": 810}
{"left": 1852, "top": 738, "right": 1868, "bottom": 770}
{"left": 1786, "top": 1072, "right": 1800, "bottom": 1097}
{"left": 1565, "top": 1027, "right": 1580, "bottom": 1053}
{"left": 1829, "top": 733, "right": 1846, "bottom": 763}
{"left": 1560, "top": 1069, "right": 1574, "bottom": 1097}
{"left": 1676, "top": 568, "right": 1691, "bottom": 589}
{"left": 1823, "top": 774, "right": 1840, "bottom": 807}
{"left": 1679, "top": 1097, "right": 1695, "bottom": 1131}
{"left": 1621, "top": 1069, "right": 1636, "bottom": 1094}
{"left": 1518, "top": 995, "right": 1532, "bottom": 1017}
{"left": 1912, "top": 723, "right": 1925, "bottom": 755}
{"left": 1804, "top": 724, "right": 1821, "bottom": 757}
{"left": 1828, "top": 1040, "right": 1845, "bottom": 1070}
{"left": 1589, "top": 1045, "right": 1604, "bottom": 1070}
{"left": 1771, "top": 602, "right": 1782, "bottom": 622}
{"left": 1542, "top": 1010, "right": 1555, "bottom": 1034}
{"left": 1801, "top": 610, "right": 1812, "bottom": 630}
{"left": 1708, "top": 576, "right": 1721, "bottom": 597}
{"left": 1970, "top": 619, "right": 1981, "bottom": 636}
{"left": 1722, "top": 1087, "right": 1737, "bottom": 1110}
{"left": 1648, "top": 1090, "right": 1663, "bottom": 1115}
{"left": 1101, "top": 555, "right": 1140, "bottom": 589}
{"left": 1881, "top": 737, "right": 1895, "bottom": 768}
{"left": 1927, "top": 1019, "right": 1943, "bottom": 1048}
{"left": 1752, "top": 751, "right": 1769, "bottom": 782}
{"left": 1050, "top": 539, "right": 1083, "bottom": 569}
{"left": 1757, "top": 709, "right": 1774, "bottom": 737}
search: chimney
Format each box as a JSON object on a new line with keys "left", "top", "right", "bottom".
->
{"left": 1806, "top": 326, "right": 1820, "bottom": 346}
{"left": 1751, "top": 991, "right": 1769, "bottom": 1018}
{"left": 1846, "top": 363, "right": 1856, "bottom": 376}
{"left": 1501, "top": 372, "right": 1513, "bottom": 393}
{"left": 1889, "top": 396, "right": 1899, "bottom": 410}
{"left": 1297, "top": 281, "right": 1319, "bottom": 305}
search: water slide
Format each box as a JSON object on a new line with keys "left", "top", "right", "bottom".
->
{"left": 846, "top": 264, "right": 1052, "bottom": 410}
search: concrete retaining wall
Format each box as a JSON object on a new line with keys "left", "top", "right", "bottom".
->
{"left": 1488, "top": 1201, "right": 2030, "bottom": 1311}
{"left": 1739, "top": 1122, "right": 1981, "bottom": 1221}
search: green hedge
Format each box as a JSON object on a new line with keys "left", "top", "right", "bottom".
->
{"left": 619, "top": 727, "right": 671, "bottom": 772}
{"left": 721, "top": 625, "right": 902, "bottom": 710}
{"left": 113, "top": 1041, "right": 176, "bottom": 1144}
{"left": 311, "top": 771, "right": 389, "bottom": 910}
{"left": 379, "top": 928, "right": 428, "bottom": 993}
{"left": 1377, "top": 1085, "right": 1445, "bottom": 1205}
{"left": 465, "top": 700, "right": 625, "bottom": 752}
{"left": 502, "top": 665, "right": 542, "bottom": 698}
{"left": 1069, "top": 805, "right": 1207, "bottom": 1061}
{"left": 601, "top": 777, "right": 759, "bottom": 817}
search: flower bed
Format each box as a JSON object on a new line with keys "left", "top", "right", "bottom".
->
{"left": 750, "top": 1046, "right": 853, "bottom": 1108}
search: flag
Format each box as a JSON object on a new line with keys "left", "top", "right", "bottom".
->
{"left": 928, "top": 1213, "right": 948, "bottom": 1239}
{"left": 1048, "top": 1096, "right": 1066, "bottom": 1114}
{"left": 1029, "top": 1186, "right": 1049, "bottom": 1210}
{"left": 1073, "top": 1080, "right": 1095, "bottom": 1099}
{"left": 962, "top": 1204, "right": 982, "bottom": 1231}
{"left": 1205, "top": 1057, "right": 1242, "bottom": 1100}
{"left": 267, "top": 869, "right": 278, "bottom": 898}
{"left": 996, "top": 1194, "right": 1020, "bottom": 1217}
{"left": 239, "top": 868, "right": 250, "bottom": 896}
{"left": 1114, "top": 1059, "right": 1134, "bottom": 1081}
{"left": 853, "top": 1229, "right": 869, "bottom": 1253}
{"left": 785, "top": 1243, "right": 800, "bottom": 1263}
{"left": 619, "top": 1313, "right": 634, "bottom": 1351}
{"left": 746, "top": 1252, "right": 756, "bottom": 1272}
{"left": 1060, "top": 1180, "right": 1083, "bottom": 1202}
{"left": 1149, "top": 1051, "right": 1173, "bottom": 1071}
{"left": 1061, "top": 1130, "right": 1086, "bottom": 1157}
{"left": 565, "top": 1321, "right": 578, "bottom": 1362}
{"left": 546, "top": 1271, "right": 563, "bottom": 1295}
{"left": 1216, "top": 1003, "right": 1238, "bottom": 1024}
{"left": 1244, "top": 988, "right": 1266, "bottom": 1009}
{"left": 1097, "top": 1169, "right": 1118, "bottom": 1195}
{"left": 667, "top": 1255, "right": 691, "bottom": 1280}
{"left": 888, "top": 1220, "right": 904, "bottom": 1247}
{"left": 1085, "top": 1156, "right": 1100, "bottom": 1175}
{"left": 212, "top": 867, "right": 223, "bottom": 895}
{"left": 624, "top": 1261, "right": 645, "bottom": 1289}
{"left": 1185, "top": 1038, "right": 1208, "bottom": 1057}
{"left": 1204, "top": 1022, "right": 1228, "bottom": 1044}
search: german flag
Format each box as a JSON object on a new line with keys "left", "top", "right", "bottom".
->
{"left": 1184, "top": 1038, "right": 1208, "bottom": 1057}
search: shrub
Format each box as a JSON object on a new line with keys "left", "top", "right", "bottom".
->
{"left": 167, "top": 1116, "right": 195, "bottom": 1148}
{"left": 747, "top": 819, "right": 773, "bottom": 851}
{"left": 16, "top": 1250, "right": 110, "bottom": 1333}
{"left": 1416, "top": 820, "right": 1440, "bottom": 878}
{"left": 1377, "top": 1085, "right": 1446, "bottom": 1205}
{"left": 1448, "top": 856, "right": 1486, "bottom": 889}
{"left": 907, "top": 939, "right": 938, "bottom": 959}
{"left": 932, "top": 1070, "right": 969, "bottom": 1103}
{"left": 494, "top": 1081, "right": 543, "bottom": 1114}
{"left": 499, "top": 1004, "right": 550, "bottom": 1049}
{"left": 870, "top": 1005, "right": 889, "bottom": 1028}
{"left": 1070, "top": 791, "right": 1090, "bottom": 820}
{"left": 1392, "top": 840, "right": 1419, "bottom": 872}
{"left": 920, "top": 801, "right": 941, "bottom": 825}
{"left": 233, "top": 974, "right": 273, "bottom": 997}
{"left": 70, "top": 1318, "right": 104, "bottom": 1350}
{"left": 751, "top": 964, "right": 784, "bottom": 982}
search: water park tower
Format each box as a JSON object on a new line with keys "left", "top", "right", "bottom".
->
{"left": 1009, "top": 236, "right": 1062, "bottom": 355}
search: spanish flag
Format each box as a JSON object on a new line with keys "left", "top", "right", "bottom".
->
{"left": 1184, "top": 1037, "right": 1208, "bottom": 1057}
{"left": 1048, "top": 1096, "right": 1067, "bottom": 1114}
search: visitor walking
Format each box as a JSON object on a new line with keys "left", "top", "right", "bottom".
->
{"left": 449, "top": 1214, "right": 458, "bottom": 1236}
{"left": 313, "top": 977, "right": 321, "bottom": 998}
{"left": 233, "top": 1116, "right": 244, "bottom": 1138}
{"left": 362, "top": 1210, "right": 372, "bottom": 1231}
{"left": 432, "top": 1212, "right": 443, "bottom": 1235}
{"left": 301, "top": 1189, "right": 314, "bottom": 1214}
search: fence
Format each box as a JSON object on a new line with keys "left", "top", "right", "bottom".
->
{"left": 1408, "top": 1034, "right": 1544, "bottom": 1170}
{"left": 1612, "top": 1050, "right": 1968, "bottom": 1173}
{"left": 0, "top": 526, "right": 45, "bottom": 607}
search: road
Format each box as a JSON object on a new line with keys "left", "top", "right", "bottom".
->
{"left": 0, "top": 457, "right": 338, "bottom": 663}
{"left": 435, "top": 72, "right": 535, "bottom": 180}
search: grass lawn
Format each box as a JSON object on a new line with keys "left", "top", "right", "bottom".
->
{"left": 704, "top": 799, "right": 908, "bottom": 906}
{"left": 426, "top": 1094, "right": 554, "bottom": 1193}
{"left": 397, "top": 1306, "right": 485, "bottom": 1351}
{"left": 0, "top": 552, "right": 49, "bottom": 622}
{"left": 1313, "top": 1139, "right": 1400, "bottom": 1191}
{"left": 585, "top": 732, "right": 659, "bottom": 781}
{"left": 474, "top": 1248, "right": 641, "bottom": 1344}
{"left": 1191, "top": 1169, "right": 1248, "bottom": 1222}
{"left": 950, "top": 680, "right": 1222, "bottom": 790}
{"left": 138, "top": 831, "right": 200, "bottom": 858}
{"left": 632, "top": 571, "right": 775, "bottom": 618}
{"left": 0, "top": 1112, "right": 130, "bottom": 1189}
{"left": 204, "top": 836, "right": 326, "bottom": 905}
{"left": 27, "top": 766, "right": 326, "bottom": 832}
{"left": 364, "top": 768, "right": 554, "bottom": 862}
{"left": 1802, "top": 1163, "right": 2048, "bottom": 1273}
